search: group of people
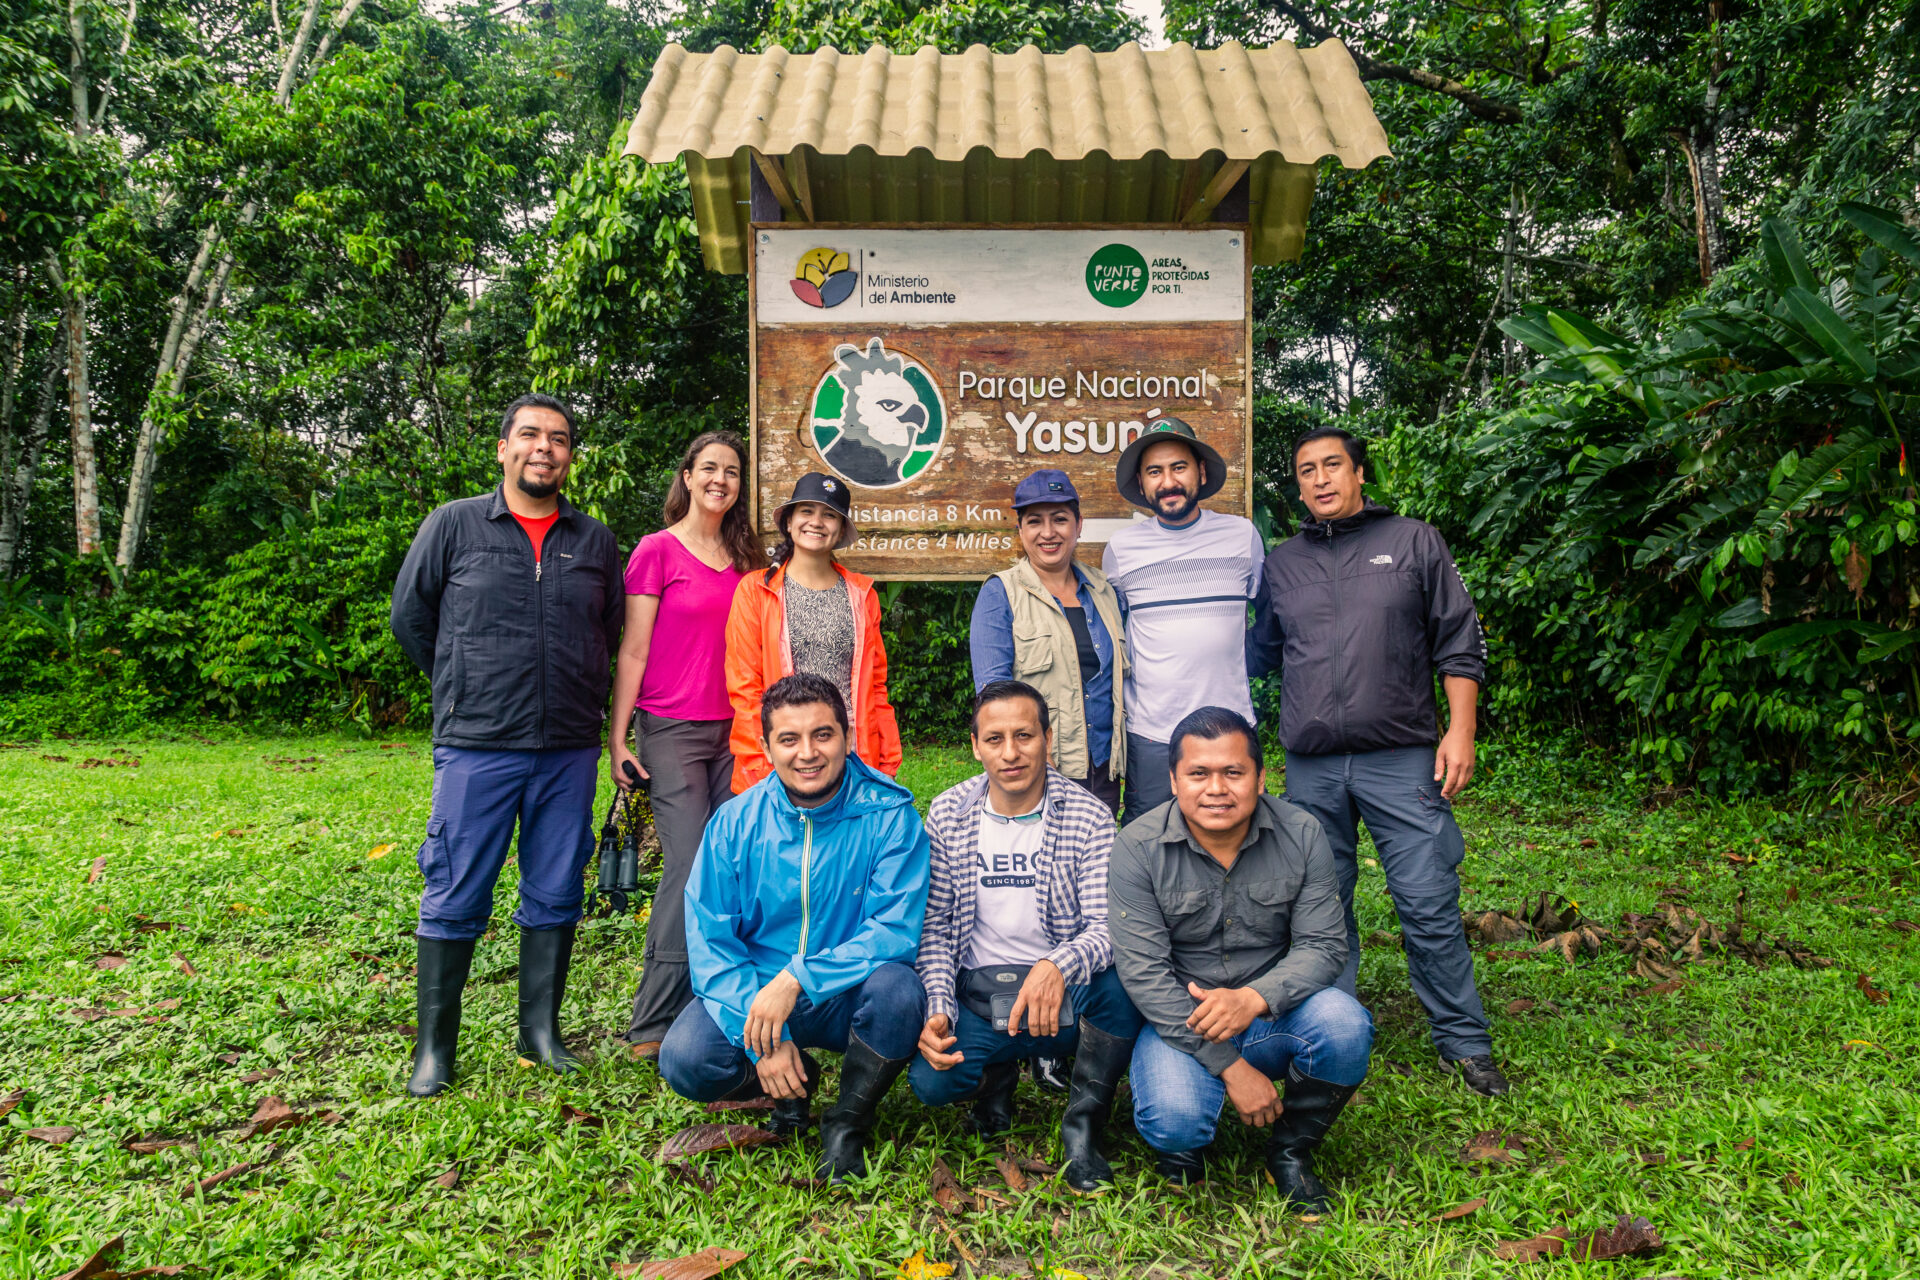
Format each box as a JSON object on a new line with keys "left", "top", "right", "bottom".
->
{"left": 387, "top": 392, "right": 1505, "bottom": 1209}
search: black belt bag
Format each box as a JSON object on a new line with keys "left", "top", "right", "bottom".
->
{"left": 958, "top": 965, "right": 1076, "bottom": 1032}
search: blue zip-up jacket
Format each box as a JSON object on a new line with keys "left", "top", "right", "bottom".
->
{"left": 684, "top": 752, "right": 931, "bottom": 1057}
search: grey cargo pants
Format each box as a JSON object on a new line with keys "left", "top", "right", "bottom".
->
{"left": 1282, "top": 745, "right": 1493, "bottom": 1061}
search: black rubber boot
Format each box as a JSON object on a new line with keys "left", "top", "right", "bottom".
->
{"left": 765, "top": 1051, "right": 821, "bottom": 1139}
{"left": 515, "top": 926, "right": 582, "bottom": 1072}
{"left": 968, "top": 1062, "right": 1020, "bottom": 1136}
{"left": 1030, "top": 1055, "right": 1071, "bottom": 1094}
{"left": 1153, "top": 1147, "right": 1207, "bottom": 1184}
{"left": 1060, "top": 1020, "right": 1131, "bottom": 1193}
{"left": 1264, "top": 1067, "right": 1360, "bottom": 1213}
{"left": 408, "top": 937, "right": 476, "bottom": 1097}
{"left": 817, "top": 1034, "right": 911, "bottom": 1183}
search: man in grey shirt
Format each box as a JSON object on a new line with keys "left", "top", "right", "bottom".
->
{"left": 1109, "top": 706, "right": 1373, "bottom": 1210}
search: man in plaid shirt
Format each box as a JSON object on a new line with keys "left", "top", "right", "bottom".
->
{"left": 910, "top": 680, "right": 1144, "bottom": 1194}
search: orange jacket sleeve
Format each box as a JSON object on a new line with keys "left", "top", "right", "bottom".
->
{"left": 861, "top": 586, "right": 904, "bottom": 777}
{"left": 725, "top": 574, "right": 773, "bottom": 794}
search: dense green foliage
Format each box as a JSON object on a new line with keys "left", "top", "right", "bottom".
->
{"left": 3, "top": 734, "right": 1916, "bottom": 1277}
{"left": 2, "top": 0, "right": 1917, "bottom": 791}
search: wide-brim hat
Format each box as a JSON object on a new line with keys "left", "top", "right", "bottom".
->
{"left": 772, "top": 471, "right": 860, "bottom": 550}
{"left": 1115, "top": 417, "right": 1228, "bottom": 509}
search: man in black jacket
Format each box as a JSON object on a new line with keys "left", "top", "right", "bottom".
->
{"left": 1248, "top": 427, "right": 1506, "bottom": 1097}
{"left": 389, "top": 393, "right": 623, "bottom": 1097}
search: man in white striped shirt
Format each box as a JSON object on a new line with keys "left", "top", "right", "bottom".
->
{"left": 1101, "top": 418, "right": 1266, "bottom": 826}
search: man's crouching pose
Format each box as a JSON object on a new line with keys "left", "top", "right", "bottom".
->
{"left": 1109, "top": 706, "right": 1373, "bottom": 1210}
{"left": 911, "top": 681, "right": 1144, "bottom": 1193}
{"left": 659, "top": 673, "right": 930, "bottom": 1182}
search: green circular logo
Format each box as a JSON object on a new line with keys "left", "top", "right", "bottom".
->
{"left": 809, "top": 337, "right": 945, "bottom": 490}
{"left": 1085, "top": 244, "right": 1148, "bottom": 308}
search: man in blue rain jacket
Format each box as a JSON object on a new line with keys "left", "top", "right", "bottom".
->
{"left": 659, "top": 671, "right": 931, "bottom": 1182}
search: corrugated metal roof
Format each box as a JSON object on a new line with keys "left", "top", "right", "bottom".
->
{"left": 625, "top": 40, "right": 1390, "bottom": 272}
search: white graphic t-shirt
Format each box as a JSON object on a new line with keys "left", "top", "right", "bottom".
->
{"left": 961, "top": 802, "right": 1051, "bottom": 970}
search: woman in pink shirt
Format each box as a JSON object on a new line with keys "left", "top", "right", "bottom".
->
{"left": 609, "top": 430, "right": 760, "bottom": 1055}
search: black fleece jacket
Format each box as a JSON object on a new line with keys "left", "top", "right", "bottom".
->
{"left": 1248, "top": 500, "right": 1486, "bottom": 755}
{"left": 389, "top": 487, "right": 623, "bottom": 750}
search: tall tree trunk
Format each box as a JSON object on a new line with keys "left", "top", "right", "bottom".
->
{"left": 54, "top": 269, "right": 99, "bottom": 556}
{"left": 1674, "top": 0, "right": 1734, "bottom": 283}
{"left": 1, "top": 333, "right": 66, "bottom": 576}
{"left": 57, "top": 0, "right": 101, "bottom": 556}
{"left": 113, "top": 0, "right": 366, "bottom": 572}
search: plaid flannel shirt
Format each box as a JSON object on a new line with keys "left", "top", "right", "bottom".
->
{"left": 915, "top": 767, "right": 1116, "bottom": 1024}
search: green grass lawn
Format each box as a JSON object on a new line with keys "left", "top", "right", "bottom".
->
{"left": 1, "top": 733, "right": 1915, "bottom": 1278}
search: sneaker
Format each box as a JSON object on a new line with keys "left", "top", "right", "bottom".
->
{"left": 1443, "top": 1054, "right": 1510, "bottom": 1096}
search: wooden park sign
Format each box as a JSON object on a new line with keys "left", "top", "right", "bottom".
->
{"left": 751, "top": 225, "right": 1251, "bottom": 579}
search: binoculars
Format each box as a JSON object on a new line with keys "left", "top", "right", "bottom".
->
{"left": 594, "top": 761, "right": 646, "bottom": 913}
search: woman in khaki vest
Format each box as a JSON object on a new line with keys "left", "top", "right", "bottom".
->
{"left": 968, "top": 469, "right": 1128, "bottom": 816}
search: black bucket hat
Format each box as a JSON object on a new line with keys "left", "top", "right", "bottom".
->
{"left": 772, "top": 471, "right": 859, "bottom": 550}
{"left": 1115, "top": 417, "right": 1228, "bottom": 509}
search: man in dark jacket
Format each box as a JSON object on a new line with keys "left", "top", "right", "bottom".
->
{"left": 1247, "top": 427, "right": 1505, "bottom": 1096}
{"left": 389, "top": 392, "right": 623, "bottom": 1098}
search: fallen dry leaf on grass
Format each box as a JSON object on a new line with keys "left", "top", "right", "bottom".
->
{"left": 561, "top": 1104, "right": 605, "bottom": 1128}
{"left": 895, "top": 1250, "right": 955, "bottom": 1279}
{"left": 1492, "top": 1227, "right": 1569, "bottom": 1261}
{"left": 96, "top": 953, "right": 129, "bottom": 970}
{"left": 170, "top": 954, "right": 196, "bottom": 977}
{"left": 87, "top": 857, "right": 106, "bottom": 884}
{"left": 1857, "top": 973, "right": 1890, "bottom": 1005}
{"left": 71, "top": 1007, "right": 111, "bottom": 1022}
{"left": 133, "top": 921, "right": 178, "bottom": 933}
{"left": 1461, "top": 1130, "right": 1526, "bottom": 1165}
{"left": 239, "top": 1069, "right": 282, "bottom": 1085}
{"left": 704, "top": 1096, "right": 775, "bottom": 1113}
{"left": 125, "top": 1136, "right": 195, "bottom": 1154}
{"left": 316, "top": 1110, "right": 347, "bottom": 1125}
{"left": 216, "top": 1052, "right": 243, "bottom": 1065}
{"left": 26, "top": 1126, "right": 78, "bottom": 1144}
{"left": 930, "top": 1157, "right": 973, "bottom": 1215}
{"left": 0, "top": 1088, "right": 21, "bottom": 1119}
{"left": 1891, "top": 919, "right": 1919, "bottom": 933}
{"left": 181, "top": 1150, "right": 273, "bottom": 1199}
{"left": 1631, "top": 979, "right": 1689, "bottom": 999}
{"left": 152, "top": 998, "right": 180, "bottom": 1011}
{"left": 239, "top": 1096, "right": 306, "bottom": 1138}
{"left": 1568, "top": 1214, "right": 1663, "bottom": 1260}
{"left": 658, "top": 1123, "right": 779, "bottom": 1162}
{"left": 433, "top": 1164, "right": 460, "bottom": 1190}
{"left": 993, "top": 1151, "right": 1029, "bottom": 1192}
{"left": 1578, "top": 837, "right": 1598, "bottom": 848}
{"left": 53, "top": 1233, "right": 124, "bottom": 1280}
{"left": 1438, "top": 1197, "right": 1487, "bottom": 1221}
{"left": 1467, "top": 911, "right": 1529, "bottom": 945}
{"left": 1505, "top": 998, "right": 1535, "bottom": 1014}
{"left": 624, "top": 1246, "right": 749, "bottom": 1279}
{"left": 367, "top": 843, "right": 396, "bottom": 860}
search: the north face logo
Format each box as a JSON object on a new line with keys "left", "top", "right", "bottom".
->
{"left": 1370, "top": 554, "right": 1394, "bottom": 565}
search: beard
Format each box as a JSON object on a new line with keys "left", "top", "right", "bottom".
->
{"left": 1151, "top": 486, "right": 1196, "bottom": 523}
{"left": 781, "top": 761, "right": 846, "bottom": 808}
{"left": 516, "top": 473, "right": 560, "bottom": 500}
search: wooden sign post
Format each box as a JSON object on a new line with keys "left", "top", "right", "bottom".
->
{"left": 750, "top": 225, "right": 1251, "bottom": 580}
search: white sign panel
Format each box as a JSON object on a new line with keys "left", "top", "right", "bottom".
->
{"left": 755, "top": 228, "right": 1247, "bottom": 326}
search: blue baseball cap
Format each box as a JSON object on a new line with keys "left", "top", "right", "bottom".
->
{"left": 1012, "top": 469, "right": 1081, "bottom": 510}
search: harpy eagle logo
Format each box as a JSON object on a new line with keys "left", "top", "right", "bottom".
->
{"left": 810, "top": 338, "right": 944, "bottom": 489}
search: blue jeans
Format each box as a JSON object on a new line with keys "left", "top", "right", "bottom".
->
{"left": 415, "top": 746, "right": 601, "bottom": 941}
{"left": 1283, "top": 746, "right": 1493, "bottom": 1060}
{"left": 658, "top": 962, "right": 925, "bottom": 1103}
{"left": 909, "top": 966, "right": 1144, "bottom": 1107}
{"left": 1130, "top": 988, "right": 1373, "bottom": 1154}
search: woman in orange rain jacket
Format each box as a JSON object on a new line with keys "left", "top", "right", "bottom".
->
{"left": 724, "top": 472, "right": 903, "bottom": 792}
